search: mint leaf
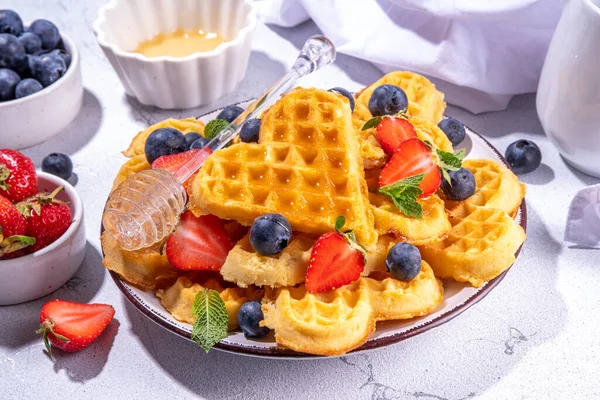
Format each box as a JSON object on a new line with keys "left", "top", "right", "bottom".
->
{"left": 191, "top": 288, "right": 228, "bottom": 353}
{"left": 334, "top": 216, "right": 346, "bottom": 232}
{"left": 436, "top": 148, "right": 465, "bottom": 171}
{"left": 361, "top": 116, "right": 382, "bottom": 131}
{"left": 204, "top": 119, "right": 230, "bottom": 139}
{"left": 422, "top": 140, "right": 433, "bottom": 150}
{"left": 378, "top": 174, "right": 425, "bottom": 218}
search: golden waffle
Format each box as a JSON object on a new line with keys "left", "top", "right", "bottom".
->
{"left": 123, "top": 118, "right": 206, "bottom": 158}
{"left": 363, "top": 235, "right": 397, "bottom": 276}
{"left": 410, "top": 116, "right": 453, "bottom": 153}
{"left": 355, "top": 71, "right": 446, "bottom": 124}
{"left": 220, "top": 233, "right": 314, "bottom": 288}
{"left": 351, "top": 100, "right": 388, "bottom": 169}
{"left": 157, "top": 275, "right": 263, "bottom": 331}
{"left": 189, "top": 88, "right": 378, "bottom": 248}
{"left": 262, "top": 262, "right": 443, "bottom": 356}
{"left": 419, "top": 206, "right": 526, "bottom": 288}
{"left": 101, "top": 232, "right": 180, "bottom": 290}
{"left": 443, "top": 159, "right": 526, "bottom": 220}
{"left": 370, "top": 193, "right": 451, "bottom": 245}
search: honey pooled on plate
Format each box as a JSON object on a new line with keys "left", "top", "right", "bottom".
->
{"left": 134, "top": 29, "right": 226, "bottom": 58}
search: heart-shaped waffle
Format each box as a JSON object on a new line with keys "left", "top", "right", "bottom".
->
{"left": 262, "top": 263, "right": 443, "bottom": 356}
{"left": 189, "top": 88, "right": 378, "bottom": 248}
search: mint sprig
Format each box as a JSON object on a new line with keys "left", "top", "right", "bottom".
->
{"left": 378, "top": 174, "right": 425, "bottom": 218}
{"left": 203, "top": 119, "right": 230, "bottom": 139}
{"left": 191, "top": 288, "right": 228, "bottom": 353}
{"left": 436, "top": 148, "right": 466, "bottom": 184}
{"left": 361, "top": 116, "right": 383, "bottom": 131}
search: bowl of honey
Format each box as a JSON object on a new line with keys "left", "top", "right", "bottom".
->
{"left": 93, "top": 0, "right": 257, "bottom": 109}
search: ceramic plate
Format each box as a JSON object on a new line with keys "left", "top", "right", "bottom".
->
{"left": 105, "top": 101, "right": 527, "bottom": 359}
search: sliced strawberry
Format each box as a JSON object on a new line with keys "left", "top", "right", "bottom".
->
{"left": 151, "top": 149, "right": 202, "bottom": 192}
{"left": 166, "top": 211, "right": 234, "bottom": 271}
{"left": 305, "top": 232, "right": 365, "bottom": 294}
{"left": 379, "top": 138, "right": 441, "bottom": 197}
{"left": 375, "top": 117, "right": 418, "bottom": 155}
{"left": 37, "top": 300, "right": 115, "bottom": 354}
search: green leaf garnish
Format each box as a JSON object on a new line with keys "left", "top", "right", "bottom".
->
{"left": 191, "top": 288, "right": 228, "bottom": 353}
{"left": 436, "top": 148, "right": 465, "bottom": 170}
{"left": 378, "top": 174, "right": 425, "bottom": 218}
{"left": 422, "top": 140, "right": 433, "bottom": 150}
{"left": 334, "top": 216, "right": 346, "bottom": 232}
{"left": 333, "top": 215, "right": 368, "bottom": 263}
{"left": 436, "top": 148, "right": 466, "bottom": 184}
{"left": 204, "top": 119, "right": 230, "bottom": 139}
{"left": 361, "top": 116, "right": 383, "bottom": 131}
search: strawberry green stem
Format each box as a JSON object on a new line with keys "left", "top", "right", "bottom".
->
{"left": 36, "top": 318, "right": 70, "bottom": 357}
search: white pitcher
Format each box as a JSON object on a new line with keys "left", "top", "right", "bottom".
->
{"left": 537, "top": 0, "right": 600, "bottom": 177}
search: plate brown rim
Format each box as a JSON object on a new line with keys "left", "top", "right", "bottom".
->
{"left": 103, "top": 103, "right": 527, "bottom": 358}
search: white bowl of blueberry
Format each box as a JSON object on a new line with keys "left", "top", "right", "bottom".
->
{"left": 0, "top": 10, "right": 82, "bottom": 149}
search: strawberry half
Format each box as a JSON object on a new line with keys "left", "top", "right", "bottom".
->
{"left": 37, "top": 299, "right": 115, "bottom": 354}
{"left": 305, "top": 217, "right": 365, "bottom": 293}
{"left": 379, "top": 138, "right": 441, "bottom": 197}
{"left": 0, "top": 149, "right": 38, "bottom": 203}
{"left": 152, "top": 148, "right": 212, "bottom": 192}
{"left": 375, "top": 117, "right": 417, "bottom": 155}
{"left": 166, "top": 211, "right": 234, "bottom": 271}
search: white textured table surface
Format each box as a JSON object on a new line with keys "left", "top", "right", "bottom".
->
{"left": 2, "top": 1, "right": 600, "bottom": 399}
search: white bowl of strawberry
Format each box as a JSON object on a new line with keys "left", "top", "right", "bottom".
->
{"left": 0, "top": 149, "right": 85, "bottom": 305}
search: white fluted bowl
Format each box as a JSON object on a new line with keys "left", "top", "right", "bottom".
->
{"left": 94, "top": 0, "right": 257, "bottom": 109}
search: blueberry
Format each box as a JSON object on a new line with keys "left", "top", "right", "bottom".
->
{"left": 29, "top": 53, "right": 66, "bottom": 87}
{"left": 505, "top": 140, "right": 542, "bottom": 174}
{"left": 184, "top": 132, "right": 202, "bottom": 149}
{"left": 189, "top": 137, "right": 211, "bottom": 149}
{"left": 30, "top": 19, "right": 60, "bottom": 50}
{"left": 237, "top": 301, "right": 271, "bottom": 338}
{"left": 0, "top": 10, "right": 23, "bottom": 36}
{"left": 0, "top": 33, "right": 26, "bottom": 70}
{"left": 368, "top": 84, "right": 408, "bottom": 117}
{"left": 46, "top": 48, "right": 71, "bottom": 68}
{"left": 42, "top": 153, "right": 73, "bottom": 180}
{"left": 249, "top": 213, "right": 292, "bottom": 256}
{"left": 240, "top": 118, "right": 261, "bottom": 143}
{"left": 441, "top": 168, "right": 476, "bottom": 201}
{"left": 17, "top": 32, "right": 42, "bottom": 54}
{"left": 438, "top": 118, "right": 465, "bottom": 146}
{"left": 216, "top": 105, "right": 244, "bottom": 123}
{"left": 144, "top": 127, "right": 187, "bottom": 164}
{"left": 385, "top": 243, "right": 422, "bottom": 281}
{"left": 328, "top": 87, "right": 355, "bottom": 112}
{"left": 15, "top": 78, "right": 42, "bottom": 98}
{"left": 0, "top": 68, "right": 19, "bottom": 101}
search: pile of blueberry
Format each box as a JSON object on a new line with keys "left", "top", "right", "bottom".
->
{"left": 0, "top": 10, "right": 71, "bottom": 102}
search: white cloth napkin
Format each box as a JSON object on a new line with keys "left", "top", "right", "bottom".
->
{"left": 258, "top": 0, "right": 564, "bottom": 113}
{"left": 565, "top": 184, "right": 600, "bottom": 248}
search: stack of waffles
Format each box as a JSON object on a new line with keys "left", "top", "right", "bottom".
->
{"left": 102, "top": 71, "right": 526, "bottom": 356}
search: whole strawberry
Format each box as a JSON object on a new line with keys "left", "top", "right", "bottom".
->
{"left": 18, "top": 186, "right": 72, "bottom": 252}
{"left": 0, "top": 194, "right": 35, "bottom": 259}
{"left": 0, "top": 149, "right": 38, "bottom": 203}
